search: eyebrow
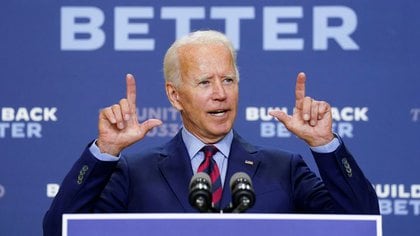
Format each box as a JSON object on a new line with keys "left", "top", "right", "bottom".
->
{"left": 223, "top": 74, "right": 237, "bottom": 79}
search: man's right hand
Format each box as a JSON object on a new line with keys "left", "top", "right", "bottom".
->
{"left": 97, "top": 74, "right": 163, "bottom": 156}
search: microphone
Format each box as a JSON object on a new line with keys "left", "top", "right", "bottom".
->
{"left": 188, "top": 172, "right": 213, "bottom": 212}
{"left": 229, "top": 172, "right": 255, "bottom": 213}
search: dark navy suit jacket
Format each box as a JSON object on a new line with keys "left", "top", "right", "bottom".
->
{"left": 43, "top": 131, "right": 379, "bottom": 236}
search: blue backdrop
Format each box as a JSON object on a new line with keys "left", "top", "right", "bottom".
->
{"left": 1, "top": 1, "right": 419, "bottom": 235}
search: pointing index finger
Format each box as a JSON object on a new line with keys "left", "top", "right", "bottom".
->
{"left": 126, "top": 74, "right": 137, "bottom": 109}
{"left": 295, "top": 72, "right": 306, "bottom": 109}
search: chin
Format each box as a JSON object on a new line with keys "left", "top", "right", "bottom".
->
{"left": 211, "top": 125, "right": 232, "bottom": 137}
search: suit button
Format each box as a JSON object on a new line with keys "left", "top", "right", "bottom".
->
{"left": 77, "top": 165, "right": 89, "bottom": 184}
{"left": 341, "top": 158, "right": 352, "bottom": 177}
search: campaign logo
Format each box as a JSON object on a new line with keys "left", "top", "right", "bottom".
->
{"left": 411, "top": 108, "right": 420, "bottom": 122}
{"left": 137, "top": 107, "right": 182, "bottom": 138}
{"left": 0, "top": 107, "right": 58, "bottom": 138}
{"left": 0, "top": 184, "right": 5, "bottom": 199}
{"left": 374, "top": 184, "right": 420, "bottom": 216}
{"left": 245, "top": 106, "right": 368, "bottom": 138}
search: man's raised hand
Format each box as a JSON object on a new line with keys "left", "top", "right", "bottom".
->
{"left": 97, "top": 74, "right": 162, "bottom": 156}
{"left": 269, "top": 72, "right": 334, "bottom": 147}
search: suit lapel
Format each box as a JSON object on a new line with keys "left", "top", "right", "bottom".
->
{"left": 157, "top": 132, "right": 196, "bottom": 212}
{"left": 220, "top": 132, "right": 260, "bottom": 209}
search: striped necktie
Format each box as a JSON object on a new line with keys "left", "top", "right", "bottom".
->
{"left": 198, "top": 145, "right": 222, "bottom": 208}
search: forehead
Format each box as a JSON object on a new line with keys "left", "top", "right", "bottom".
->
{"left": 178, "top": 44, "right": 235, "bottom": 78}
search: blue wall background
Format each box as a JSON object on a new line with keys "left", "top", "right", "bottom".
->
{"left": 1, "top": 1, "right": 419, "bottom": 235}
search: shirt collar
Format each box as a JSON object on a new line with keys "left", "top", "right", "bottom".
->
{"left": 181, "top": 127, "right": 233, "bottom": 160}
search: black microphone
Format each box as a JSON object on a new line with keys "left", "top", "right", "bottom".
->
{"left": 229, "top": 172, "right": 255, "bottom": 213}
{"left": 188, "top": 172, "right": 213, "bottom": 212}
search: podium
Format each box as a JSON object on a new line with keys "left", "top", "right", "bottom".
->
{"left": 63, "top": 213, "right": 382, "bottom": 236}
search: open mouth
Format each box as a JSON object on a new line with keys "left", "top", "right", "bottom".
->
{"left": 208, "top": 109, "right": 229, "bottom": 117}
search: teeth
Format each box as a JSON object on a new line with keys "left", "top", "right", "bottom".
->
{"left": 210, "top": 110, "right": 226, "bottom": 116}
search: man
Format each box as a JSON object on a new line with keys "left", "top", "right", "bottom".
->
{"left": 43, "top": 30, "right": 379, "bottom": 235}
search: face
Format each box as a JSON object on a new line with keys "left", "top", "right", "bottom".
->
{"left": 167, "top": 44, "right": 239, "bottom": 143}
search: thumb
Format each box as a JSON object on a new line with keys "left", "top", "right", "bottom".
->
{"left": 269, "top": 110, "right": 292, "bottom": 126}
{"left": 139, "top": 119, "right": 163, "bottom": 134}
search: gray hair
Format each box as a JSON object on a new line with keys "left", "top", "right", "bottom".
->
{"left": 163, "top": 30, "right": 239, "bottom": 87}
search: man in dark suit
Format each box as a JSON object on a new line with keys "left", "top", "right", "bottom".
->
{"left": 43, "top": 30, "right": 379, "bottom": 235}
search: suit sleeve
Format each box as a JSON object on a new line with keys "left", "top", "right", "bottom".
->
{"left": 42, "top": 144, "right": 120, "bottom": 236}
{"left": 310, "top": 139, "right": 380, "bottom": 214}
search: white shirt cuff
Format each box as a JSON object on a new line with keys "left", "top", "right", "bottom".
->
{"left": 89, "top": 140, "right": 121, "bottom": 161}
{"left": 310, "top": 137, "right": 340, "bottom": 153}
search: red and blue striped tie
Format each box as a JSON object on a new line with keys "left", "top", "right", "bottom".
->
{"left": 198, "top": 145, "right": 222, "bottom": 208}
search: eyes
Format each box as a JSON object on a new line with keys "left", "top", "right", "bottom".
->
{"left": 198, "top": 77, "right": 236, "bottom": 87}
{"left": 223, "top": 77, "right": 235, "bottom": 84}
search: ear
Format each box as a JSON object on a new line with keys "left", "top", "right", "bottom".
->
{"left": 165, "top": 82, "right": 183, "bottom": 111}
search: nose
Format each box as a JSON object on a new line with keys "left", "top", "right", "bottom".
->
{"left": 212, "top": 79, "right": 227, "bottom": 100}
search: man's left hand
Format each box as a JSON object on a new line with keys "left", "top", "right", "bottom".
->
{"left": 269, "top": 72, "right": 334, "bottom": 147}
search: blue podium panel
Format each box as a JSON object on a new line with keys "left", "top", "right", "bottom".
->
{"left": 63, "top": 214, "right": 382, "bottom": 236}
